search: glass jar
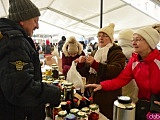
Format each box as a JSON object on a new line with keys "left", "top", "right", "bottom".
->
{"left": 65, "top": 113, "right": 77, "bottom": 120}
{"left": 88, "top": 112, "right": 99, "bottom": 120}
{"left": 89, "top": 104, "right": 99, "bottom": 113}
{"left": 77, "top": 111, "right": 88, "bottom": 120}
{"left": 81, "top": 107, "right": 90, "bottom": 115}
{"left": 53, "top": 106, "right": 62, "bottom": 120}
{"left": 45, "top": 69, "right": 52, "bottom": 80}
{"left": 52, "top": 65, "right": 59, "bottom": 79}
{"left": 55, "top": 110, "right": 67, "bottom": 120}
{"left": 70, "top": 108, "right": 79, "bottom": 116}
{"left": 63, "top": 82, "right": 74, "bottom": 102}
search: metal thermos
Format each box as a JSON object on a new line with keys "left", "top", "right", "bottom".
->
{"left": 113, "top": 96, "right": 136, "bottom": 120}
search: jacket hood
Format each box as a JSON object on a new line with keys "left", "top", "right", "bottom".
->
{"left": 62, "top": 36, "right": 83, "bottom": 57}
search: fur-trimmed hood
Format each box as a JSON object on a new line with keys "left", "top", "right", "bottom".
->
{"left": 62, "top": 36, "right": 83, "bottom": 57}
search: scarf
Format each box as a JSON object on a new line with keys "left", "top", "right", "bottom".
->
{"left": 89, "top": 43, "right": 113, "bottom": 74}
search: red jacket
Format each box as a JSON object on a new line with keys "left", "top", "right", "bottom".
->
{"left": 101, "top": 49, "right": 160, "bottom": 100}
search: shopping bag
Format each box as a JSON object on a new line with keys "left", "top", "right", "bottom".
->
{"left": 66, "top": 61, "right": 84, "bottom": 93}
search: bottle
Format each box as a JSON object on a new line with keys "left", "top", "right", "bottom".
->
{"left": 75, "top": 88, "right": 82, "bottom": 96}
{"left": 61, "top": 101, "right": 68, "bottom": 111}
{"left": 66, "top": 101, "right": 72, "bottom": 114}
{"left": 84, "top": 87, "right": 91, "bottom": 99}
{"left": 78, "top": 97, "right": 88, "bottom": 109}
{"left": 73, "top": 98, "right": 79, "bottom": 109}
{"left": 89, "top": 97, "right": 93, "bottom": 105}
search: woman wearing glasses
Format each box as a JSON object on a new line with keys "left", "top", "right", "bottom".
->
{"left": 76, "top": 23, "right": 126, "bottom": 119}
{"left": 86, "top": 24, "right": 160, "bottom": 120}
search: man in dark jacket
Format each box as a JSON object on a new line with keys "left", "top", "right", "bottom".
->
{"left": 0, "top": 0, "right": 61, "bottom": 120}
{"left": 58, "top": 36, "right": 66, "bottom": 56}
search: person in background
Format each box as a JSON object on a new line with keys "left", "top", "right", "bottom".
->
{"left": 118, "top": 28, "right": 139, "bottom": 103}
{"left": 62, "top": 36, "right": 85, "bottom": 76}
{"left": 86, "top": 42, "right": 93, "bottom": 53}
{"left": 93, "top": 42, "right": 98, "bottom": 50}
{"left": 35, "top": 43, "right": 41, "bottom": 53}
{"left": 79, "top": 41, "right": 86, "bottom": 50}
{"left": 0, "top": 0, "right": 61, "bottom": 119}
{"left": 58, "top": 36, "right": 66, "bottom": 56}
{"left": 42, "top": 42, "right": 46, "bottom": 53}
{"left": 44, "top": 39, "right": 52, "bottom": 57}
{"left": 118, "top": 29, "right": 134, "bottom": 60}
{"left": 85, "top": 25, "right": 160, "bottom": 120}
{"left": 77, "top": 23, "right": 126, "bottom": 119}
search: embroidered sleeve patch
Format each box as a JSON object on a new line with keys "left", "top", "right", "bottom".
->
{"left": 10, "top": 61, "right": 28, "bottom": 71}
{"left": 0, "top": 32, "right": 3, "bottom": 40}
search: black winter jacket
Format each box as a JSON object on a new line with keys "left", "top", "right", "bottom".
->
{"left": 0, "top": 18, "right": 61, "bottom": 107}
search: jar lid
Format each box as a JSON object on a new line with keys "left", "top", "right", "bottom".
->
{"left": 58, "top": 110, "right": 67, "bottom": 117}
{"left": 64, "top": 82, "right": 73, "bottom": 86}
{"left": 61, "top": 101, "right": 67, "bottom": 105}
{"left": 66, "top": 101, "right": 71, "bottom": 105}
{"left": 52, "top": 81, "right": 59, "bottom": 86}
{"left": 81, "top": 107, "right": 90, "bottom": 113}
{"left": 59, "top": 76, "right": 65, "bottom": 79}
{"left": 77, "top": 111, "right": 86, "bottom": 118}
{"left": 70, "top": 108, "right": 79, "bottom": 114}
{"left": 89, "top": 97, "right": 93, "bottom": 101}
{"left": 118, "top": 96, "right": 132, "bottom": 104}
{"left": 52, "top": 64, "right": 57, "bottom": 66}
{"left": 89, "top": 104, "right": 99, "bottom": 111}
{"left": 65, "top": 114, "right": 76, "bottom": 120}
{"left": 73, "top": 98, "right": 78, "bottom": 102}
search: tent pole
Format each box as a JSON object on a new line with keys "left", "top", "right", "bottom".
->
{"left": 100, "top": 0, "right": 103, "bottom": 28}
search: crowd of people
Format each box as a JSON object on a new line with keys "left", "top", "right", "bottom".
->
{"left": 0, "top": 0, "right": 160, "bottom": 120}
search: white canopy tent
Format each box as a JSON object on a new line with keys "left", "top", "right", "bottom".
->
{"left": 0, "top": 0, "right": 160, "bottom": 38}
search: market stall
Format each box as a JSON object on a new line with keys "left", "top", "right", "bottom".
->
{"left": 42, "top": 64, "right": 109, "bottom": 120}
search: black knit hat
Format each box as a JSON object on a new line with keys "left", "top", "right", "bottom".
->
{"left": 8, "top": 0, "right": 40, "bottom": 22}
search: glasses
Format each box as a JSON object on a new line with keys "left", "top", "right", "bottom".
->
{"left": 131, "top": 38, "right": 144, "bottom": 42}
{"left": 97, "top": 35, "right": 109, "bottom": 38}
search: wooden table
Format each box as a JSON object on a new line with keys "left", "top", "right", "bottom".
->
{"left": 99, "top": 112, "right": 109, "bottom": 120}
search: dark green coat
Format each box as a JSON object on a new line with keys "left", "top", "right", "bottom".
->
{"left": 0, "top": 18, "right": 61, "bottom": 119}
